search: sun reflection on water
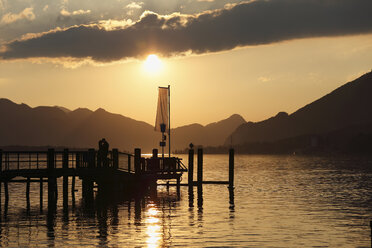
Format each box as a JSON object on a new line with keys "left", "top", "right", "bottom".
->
{"left": 145, "top": 205, "right": 162, "bottom": 248}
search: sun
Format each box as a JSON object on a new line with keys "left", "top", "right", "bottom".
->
{"left": 143, "top": 54, "right": 163, "bottom": 74}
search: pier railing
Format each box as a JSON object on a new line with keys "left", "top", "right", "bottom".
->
{"left": 118, "top": 151, "right": 135, "bottom": 173}
{"left": 0, "top": 151, "right": 88, "bottom": 171}
{"left": 0, "top": 149, "right": 185, "bottom": 175}
{"left": 0, "top": 149, "right": 134, "bottom": 173}
{"left": 140, "top": 157, "right": 187, "bottom": 174}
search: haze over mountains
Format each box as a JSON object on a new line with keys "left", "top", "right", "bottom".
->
{"left": 225, "top": 70, "right": 372, "bottom": 153}
{"left": 1, "top": 70, "right": 371, "bottom": 154}
{"left": 0, "top": 98, "right": 245, "bottom": 152}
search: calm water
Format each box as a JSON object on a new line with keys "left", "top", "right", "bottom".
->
{"left": 1, "top": 155, "right": 372, "bottom": 247}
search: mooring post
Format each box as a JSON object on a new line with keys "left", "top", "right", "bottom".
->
{"left": 188, "top": 149, "right": 194, "bottom": 186}
{"left": 112, "top": 149, "right": 119, "bottom": 169}
{"left": 76, "top": 153, "right": 80, "bottom": 168}
{"left": 176, "top": 176, "right": 181, "bottom": 198}
{"left": 88, "top": 149, "right": 95, "bottom": 169}
{"left": 4, "top": 181, "right": 8, "bottom": 215}
{"left": 83, "top": 149, "right": 95, "bottom": 200}
{"left": 40, "top": 177, "right": 43, "bottom": 211}
{"left": 370, "top": 221, "right": 372, "bottom": 248}
{"left": 0, "top": 149, "right": 2, "bottom": 172}
{"left": 26, "top": 177, "right": 30, "bottom": 211}
{"left": 73, "top": 152, "right": 77, "bottom": 207}
{"left": 197, "top": 183, "right": 203, "bottom": 209}
{"left": 134, "top": 148, "right": 141, "bottom": 174}
{"left": 62, "top": 149, "right": 69, "bottom": 210}
{"left": 188, "top": 186, "right": 194, "bottom": 207}
{"left": 128, "top": 154, "right": 131, "bottom": 172}
{"left": 197, "top": 148, "right": 203, "bottom": 186}
{"left": 4, "top": 181, "right": 9, "bottom": 206}
{"left": 229, "top": 148, "right": 234, "bottom": 189}
{"left": 47, "top": 149, "right": 56, "bottom": 208}
{"left": 0, "top": 149, "right": 2, "bottom": 213}
{"left": 71, "top": 174, "right": 75, "bottom": 208}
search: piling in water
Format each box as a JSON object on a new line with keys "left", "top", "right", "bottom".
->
{"left": 40, "top": 177, "right": 43, "bottom": 211}
{"left": 47, "top": 149, "right": 56, "bottom": 208}
{"left": 112, "top": 149, "right": 119, "bottom": 169}
{"left": 197, "top": 148, "right": 203, "bottom": 186}
{"left": 63, "top": 149, "right": 69, "bottom": 210}
{"left": 229, "top": 148, "right": 234, "bottom": 189}
{"left": 188, "top": 149, "right": 194, "bottom": 186}
{"left": 26, "top": 177, "right": 30, "bottom": 211}
{"left": 134, "top": 148, "right": 141, "bottom": 174}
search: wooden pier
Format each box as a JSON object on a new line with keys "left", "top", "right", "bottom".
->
{"left": 0, "top": 147, "right": 234, "bottom": 212}
{"left": 0, "top": 148, "right": 187, "bottom": 212}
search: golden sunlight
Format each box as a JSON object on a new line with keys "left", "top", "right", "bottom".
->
{"left": 146, "top": 206, "right": 161, "bottom": 248}
{"left": 143, "top": 54, "right": 163, "bottom": 74}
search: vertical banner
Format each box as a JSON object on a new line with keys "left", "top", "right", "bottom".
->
{"left": 155, "top": 87, "right": 169, "bottom": 132}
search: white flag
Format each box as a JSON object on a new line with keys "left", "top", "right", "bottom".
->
{"left": 155, "top": 87, "right": 169, "bottom": 132}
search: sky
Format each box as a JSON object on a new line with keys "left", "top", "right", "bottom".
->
{"left": 0, "top": 0, "right": 372, "bottom": 127}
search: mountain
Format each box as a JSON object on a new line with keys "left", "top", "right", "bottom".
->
{"left": 227, "top": 71, "right": 372, "bottom": 148}
{"left": 172, "top": 114, "right": 246, "bottom": 150}
{"left": 0, "top": 98, "right": 243, "bottom": 152}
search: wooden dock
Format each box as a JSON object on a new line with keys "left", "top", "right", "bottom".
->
{"left": 0, "top": 148, "right": 187, "bottom": 212}
{"left": 0, "top": 147, "right": 234, "bottom": 213}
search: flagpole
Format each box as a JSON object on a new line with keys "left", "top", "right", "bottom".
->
{"left": 168, "top": 84, "right": 171, "bottom": 158}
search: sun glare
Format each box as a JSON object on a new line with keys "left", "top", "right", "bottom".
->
{"left": 143, "top": 54, "right": 163, "bottom": 74}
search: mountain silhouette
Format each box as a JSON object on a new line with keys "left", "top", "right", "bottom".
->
{"left": 0, "top": 98, "right": 244, "bottom": 152}
{"left": 172, "top": 114, "right": 246, "bottom": 150}
{"left": 226, "top": 71, "right": 372, "bottom": 147}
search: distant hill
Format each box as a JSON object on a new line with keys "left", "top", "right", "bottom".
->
{"left": 226, "top": 71, "right": 372, "bottom": 152}
{"left": 0, "top": 98, "right": 243, "bottom": 152}
{"left": 172, "top": 114, "right": 246, "bottom": 150}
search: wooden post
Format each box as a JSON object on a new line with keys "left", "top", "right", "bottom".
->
{"left": 128, "top": 154, "right": 131, "bottom": 172}
{"left": 197, "top": 148, "right": 203, "bottom": 186}
{"left": 229, "top": 187, "right": 235, "bottom": 211}
{"left": 0, "top": 149, "right": 2, "bottom": 213}
{"left": 188, "top": 149, "right": 194, "bottom": 186}
{"left": 112, "top": 149, "right": 119, "bottom": 169}
{"left": 176, "top": 177, "right": 181, "bottom": 197}
{"left": 370, "top": 221, "right": 372, "bottom": 248}
{"left": 134, "top": 148, "right": 141, "bottom": 174}
{"left": 197, "top": 183, "right": 203, "bottom": 209}
{"left": 229, "top": 148, "right": 234, "bottom": 189}
{"left": 47, "top": 148, "right": 56, "bottom": 208}
{"left": 82, "top": 149, "right": 95, "bottom": 200}
{"left": 0, "top": 149, "right": 2, "bottom": 172}
{"left": 88, "top": 149, "right": 96, "bottom": 168}
{"left": 188, "top": 186, "right": 194, "bottom": 207}
{"left": 4, "top": 181, "right": 8, "bottom": 215}
{"left": 63, "top": 149, "right": 69, "bottom": 210}
{"left": 4, "top": 181, "right": 8, "bottom": 206}
{"left": 40, "top": 177, "right": 43, "bottom": 211}
{"left": 71, "top": 175, "right": 75, "bottom": 208}
{"left": 76, "top": 153, "right": 80, "bottom": 168}
{"left": 26, "top": 177, "right": 30, "bottom": 211}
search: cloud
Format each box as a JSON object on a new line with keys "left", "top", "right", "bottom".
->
{"left": 258, "top": 76, "right": 271, "bottom": 82}
{"left": 126, "top": 2, "right": 144, "bottom": 9}
{"left": 0, "top": 0, "right": 5, "bottom": 11}
{"left": 1, "top": 7, "right": 35, "bottom": 24}
{"left": 60, "top": 8, "right": 91, "bottom": 17}
{"left": 126, "top": 2, "right": 144, "bottom": 16}
{"left": 1, "top": 0, "right": 372, "bottom": 63}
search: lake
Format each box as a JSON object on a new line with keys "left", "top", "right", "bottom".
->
{"left": 1, "top": 154, "right": 372, "bottom": 247}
